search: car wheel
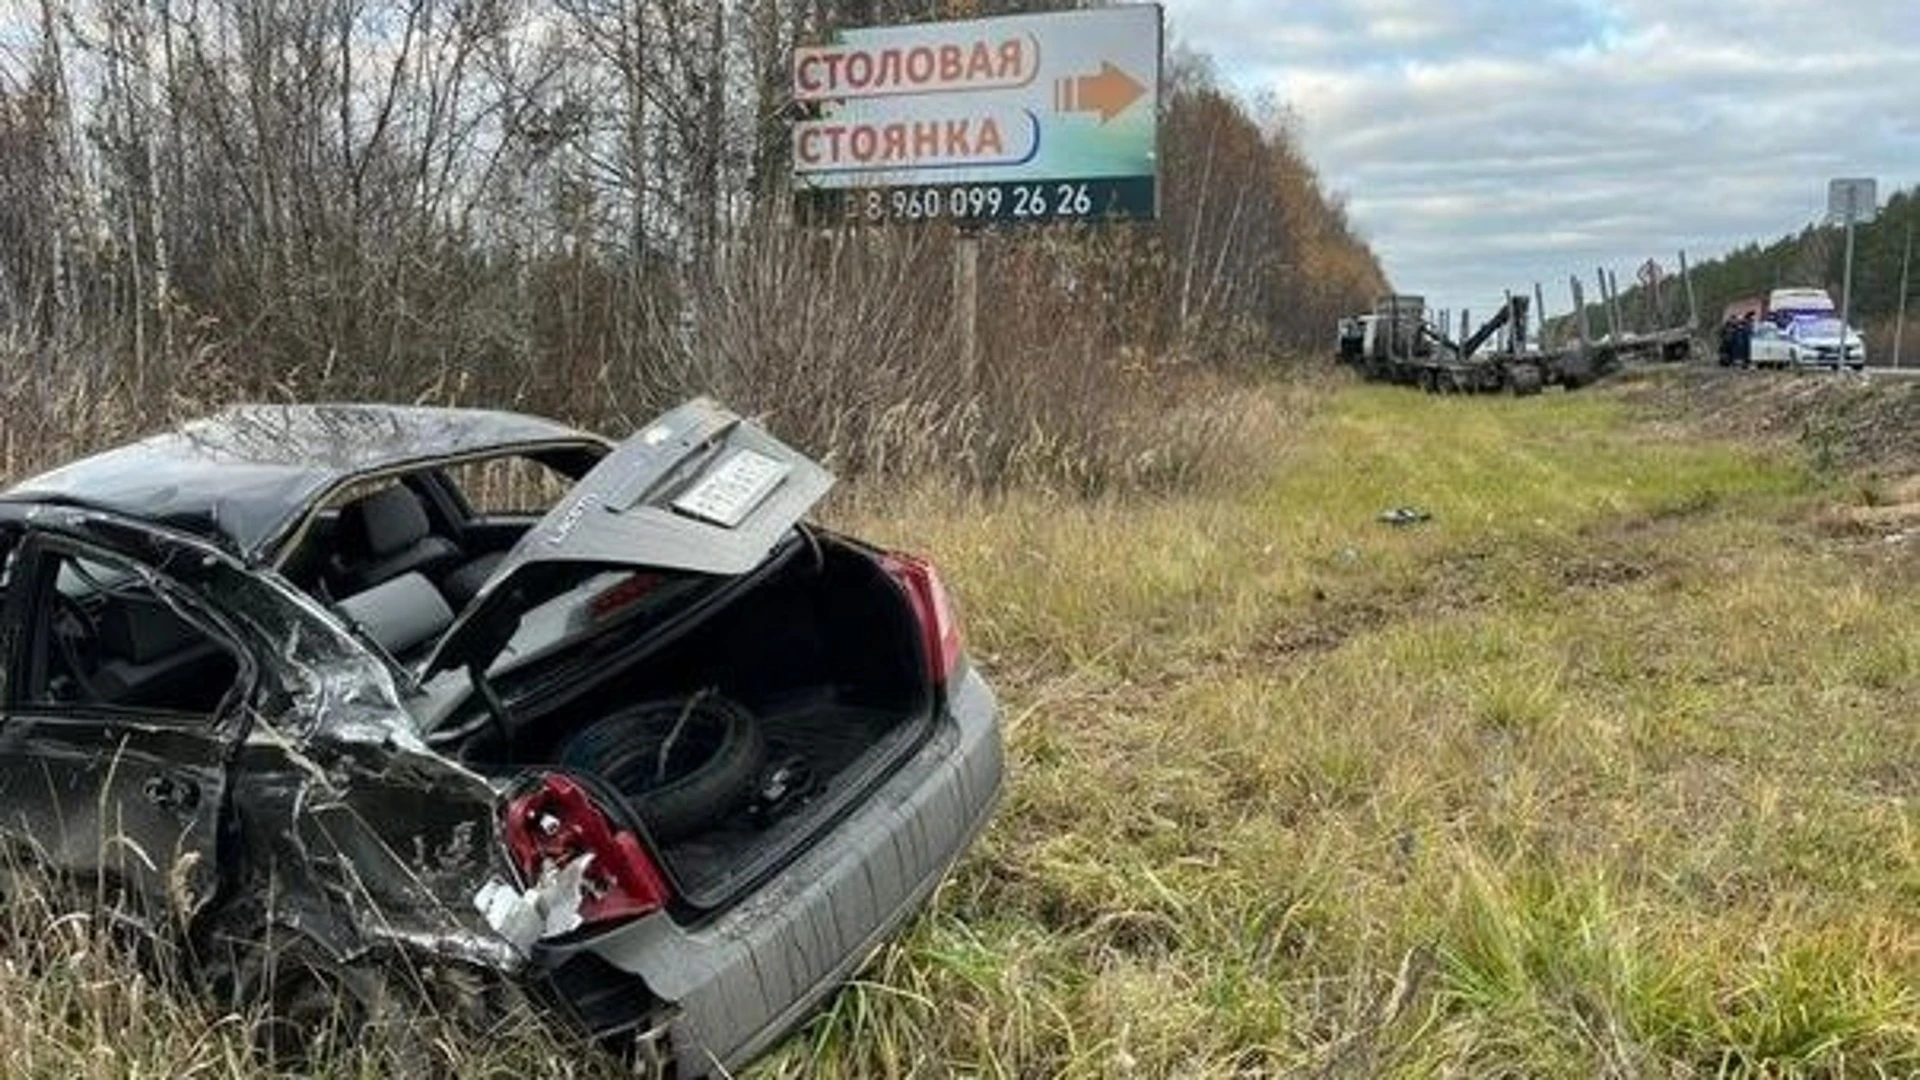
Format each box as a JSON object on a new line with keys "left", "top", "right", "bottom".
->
{"left": 558, "top": 695, "right": 766, "bottom": 842}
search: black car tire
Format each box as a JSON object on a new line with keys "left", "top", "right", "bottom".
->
{"left": 558, "top": 695, "right": 766, "bottom": 842}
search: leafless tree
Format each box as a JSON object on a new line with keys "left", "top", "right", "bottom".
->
{"left": 0, "top": 0, "right": 1382, "bottom": 492}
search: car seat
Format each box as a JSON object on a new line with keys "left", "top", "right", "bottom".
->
{"left": 330, "top": 485, "right": 461, "bottom": 595}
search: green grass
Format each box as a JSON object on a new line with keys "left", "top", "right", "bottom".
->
{"left": 782, "top": 383, "right": 1919, "bottom": 1078}
{"left": 4, "top": 378, "right": 1916, "bottom": 1077}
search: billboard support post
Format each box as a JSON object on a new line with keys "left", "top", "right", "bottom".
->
{"left": 956, "top": 233, "right": 980, "bottom": 383}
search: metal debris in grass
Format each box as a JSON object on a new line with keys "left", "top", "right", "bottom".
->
{"left": 1377, "top": 506, "right": 1433, "bottom": 528}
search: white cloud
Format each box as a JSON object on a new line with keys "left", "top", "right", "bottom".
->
{"left": 1160, "top": 0, "right": 1920, "bottom": 318}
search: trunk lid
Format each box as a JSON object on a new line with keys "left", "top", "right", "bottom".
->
{"left": 422, "top": 398, "right": 833, "bottom": 679}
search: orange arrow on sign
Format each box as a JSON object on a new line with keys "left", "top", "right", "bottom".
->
{"left": 1054, "top": 61, "right": 1147, "bottom": 124}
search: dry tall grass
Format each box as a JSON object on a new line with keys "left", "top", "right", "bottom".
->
{"left": 0, "top": 280, "right": 1288, "bottom": 502}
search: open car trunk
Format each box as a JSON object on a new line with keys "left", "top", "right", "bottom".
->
{"left": 439, "top": 532, "right": 934, "bottom": 909}
{"left": 411, "top": 400, "right": 934, "bottom": 910}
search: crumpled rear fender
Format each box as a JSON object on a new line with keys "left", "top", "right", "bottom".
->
{"left": 223, "top": 719, "right": 523, "bottom": 973}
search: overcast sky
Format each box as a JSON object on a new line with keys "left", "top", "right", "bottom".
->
{"left": 1157, "top": 0, "right": 1920, "bottom": 320}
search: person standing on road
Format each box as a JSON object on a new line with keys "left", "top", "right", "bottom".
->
{"left": 1733, "top": 311, "right": 1755, "bottom": 368}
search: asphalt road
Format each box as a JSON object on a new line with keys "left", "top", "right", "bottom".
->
{"left": 1705, "top": 362, "right": 1920, "bottom": 380}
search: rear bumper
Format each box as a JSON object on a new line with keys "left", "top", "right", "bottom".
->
{"left": 531, "top": 665, "right": 1003, "bottom": 1075}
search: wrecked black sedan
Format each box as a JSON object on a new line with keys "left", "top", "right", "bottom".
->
{"left": 0, "top": 399, "right": 1002, "bottom": 1073}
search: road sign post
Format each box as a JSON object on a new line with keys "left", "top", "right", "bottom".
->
{"left": 1897, "top": 221, "right": 1912, "bottom": 369}
{"left": 1828, "top": 177, "right": 1876, "bottom": 368}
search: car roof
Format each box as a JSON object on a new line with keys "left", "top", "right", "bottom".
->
{"left": 1, "top": 403, "right": 607, "bottom": 558}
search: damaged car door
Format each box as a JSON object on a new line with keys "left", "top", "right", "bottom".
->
{"left": 0, "top": 533, "right": 247, "bottom": 925}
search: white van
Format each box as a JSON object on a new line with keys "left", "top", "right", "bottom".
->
{"left": 1766, "top": 287, "right": 1836, "bottom": 320}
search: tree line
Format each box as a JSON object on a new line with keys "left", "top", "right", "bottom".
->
{"left": 0, "top": 0, "right": 1385, "bottom": 491}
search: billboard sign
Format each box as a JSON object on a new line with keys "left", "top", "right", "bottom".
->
{"left": 792, "top": 5, "right": 1162, "bottom": 226}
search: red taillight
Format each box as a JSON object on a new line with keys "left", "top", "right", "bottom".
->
{"left": 589, "top": 571, "right": 666, "bottom": 621}
{"left": 882, "top": 551, "right": 964, "bottom": 688}
{"left": 502, "top": 775, "right": 670, "bottom": 928}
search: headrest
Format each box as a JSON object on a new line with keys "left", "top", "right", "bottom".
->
{"left": 341, "top": 485, "right": 431, "bottom": 556}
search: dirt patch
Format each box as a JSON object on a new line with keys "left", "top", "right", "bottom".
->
{"left": 1557, "top": 557, "right": 1652, "bottom": 590}
{"left": 1833, "top": 504, "right": 1920, "bottom": 533}
{"left": 1251, "top": 550, "right": 1502, "bottom": 663}
{"left": 1816, "top": 473, "right": 1920, "bottom": 540}
{"left": 1612, "top": 368, "right": 1920, "bottom": 477}
{"left": 1250, "top": 542, "right": 1669, "bottom": 667}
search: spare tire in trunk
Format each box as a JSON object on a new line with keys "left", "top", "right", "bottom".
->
{"left": 557, "top": 695, "right": 765, "bottom": 842}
